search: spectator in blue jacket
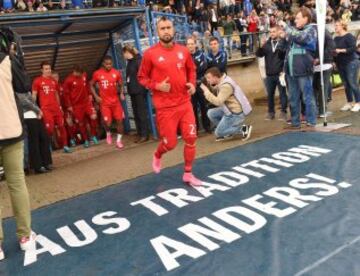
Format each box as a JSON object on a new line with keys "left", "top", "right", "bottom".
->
{"left": 186, "top": 37, "right": 211, "bottom": 133}
{"left": 280, "top": 7, "right": 317, "bottom": 128}
{"left": 207, "top": 36, "right": 228, "bottom": 73}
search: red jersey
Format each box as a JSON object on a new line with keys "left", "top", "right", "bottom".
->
{"left": 32, "top": 76, "right": 61, "bottom": 111}
{"left": 92, "top": 68, "right": 122, "bottom": 106}
{"left": 138, "top": 43, "right": 196, "bottom": 110}
{"left": 63, "top": 73, "right": 91, "bottom": 108}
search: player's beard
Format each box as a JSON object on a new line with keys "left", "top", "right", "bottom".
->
{"left": 159, "top": 34, "right": 174, "bottom": 44}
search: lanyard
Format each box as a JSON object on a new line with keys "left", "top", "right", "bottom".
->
{"left": 271, "top": 40, "right": 279, "bottom": 53}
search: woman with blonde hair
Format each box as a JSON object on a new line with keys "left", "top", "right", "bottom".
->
{"left": 334, "top": 20, "right": 360, "bottom": 112}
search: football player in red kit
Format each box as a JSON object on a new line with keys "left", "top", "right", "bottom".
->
{"left": 32, "top": 62, "right": 71, "bottom": 153}
{"left": 63, "top": 65, "right": 99, "bottom": 148}
{"left": 52, "top": 71, "right": 77, "bottom": 148}
{"left": 138, "top": 16, "right": 202, "bottom": 186}
{"left": 90, "top": 56, "right": 125, "bottom": 149}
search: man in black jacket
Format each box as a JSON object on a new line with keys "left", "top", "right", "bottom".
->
{"left": 313, "top": 28, "right": 335, "bottom": 117}
{"left": 256, "top": 26, "right": 288, "bottom": 120}
{"left": 123, "top": 45, "right": 149, "bottom": 143}
{"left": 186, "top": 37, "right": 211, "bottom": 133}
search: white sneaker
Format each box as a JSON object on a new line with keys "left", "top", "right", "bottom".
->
{"left": 340, "top": 103, "right": 353, "bottom": 111}
{"left": 19, "top": 231, "right": 36, "bottom": 251}
{"left": 351, "top": 103, "right": 360, "bottom": 112}
{"left": 0, "top": 246, "right": 4, "bottom": 261}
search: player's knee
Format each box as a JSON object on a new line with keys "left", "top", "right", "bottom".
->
{"left": 90, "top": 114, "right": 97, "bottom": 120}
{"left": 163, "top": 137, "right": 177, "bottom": 151}
{"left": 183, "top": 136, "right": 196, "bottom": 146}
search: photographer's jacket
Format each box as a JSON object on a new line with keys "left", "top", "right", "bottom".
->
{"left": 203, "top": 74, "right": 252, "bottom": 115}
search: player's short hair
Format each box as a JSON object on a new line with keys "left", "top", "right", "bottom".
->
{"left": 73, "top": 64, "right": 84, "bottom": 73}
{"left": 205, "top": 66, "right": 222, "bottom": 78}
{"left": 40, "top": 61, "right": 51, "bottom": 69}
{"left": 156, "top": 16, "right": 172, "bottom": 26}
{"left": 103, "top": 55, "right": 113, "bottom": 62}
{"left": 209, "top": 37, "right": 219, "bottom": 44}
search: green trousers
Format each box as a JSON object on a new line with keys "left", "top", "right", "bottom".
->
{"left": 0, "top": 141, "right": 31, "bottom": 242}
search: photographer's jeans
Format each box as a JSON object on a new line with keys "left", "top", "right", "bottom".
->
{"left": 207, "top": 107, "right": 245, "bottom": 137}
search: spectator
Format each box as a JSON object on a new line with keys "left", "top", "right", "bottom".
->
{"left": 207, "top": 36, "right": 228, "bottom": 73}
{"left": 199, "top": 3, "right": 210, "bottom": 33}
{"left": 17, "top": 92, "right": 53, "bottom": 174}
{"left": 209, "top": 4, "right": 219, "bottom": 35}
{"left": 36, "top": 1, "right": 47, "bottom": 11}
{"left": 123, "top": 45, "right": 150, "bottom": 143}
{"left": 280, "top": 7, "right": 317, "bottom": 128}
{"left": 15, "top": 0, "right": 26, "bottom": 11}
{"left": 0, "top": 27, "right": 35, "bottom": 260}
{"left": 276, "top": 0, "right": 291, "bottom": 12}
{"left": 59, "top": 0, "right": 68, "bottom": 9}
{"left": 26, "top": 0, "right": 34, "bottom": 11}
{"left": 186, "top": 37, "right": 211, "bottom": 133}
{"left": 256, "top": 25, "right": 288, "bottom": 121}
{"left": 313, "top": 28, "right": 335, "bottom": 117}
{"left": 243, "top": 0, "right": 253, "bottom": 16}
{"left": 351, "top": 2, "right": 360, "bottom": 21}
{"left": 202, "top": 30, "right": 212, "bottom": 54}
{"left": 334, "top": 20, "right": 360, "bottom": 112}
{"left": 1, "top": 0, "right": 14, "bottom": 13}
{"left": 220, "top": 14, "right": 236, "bottom": 59}
{"left": 248, "top": 10, "right": 260, "bottom": 53}
{"left": 46, "top": 0, "right": 55, "bottom": 10}
{"left": 200, "top": 67, "right": 252, "bottom": 141}
{"left": 235, "top": 11, "right": 249, "bottom": 56}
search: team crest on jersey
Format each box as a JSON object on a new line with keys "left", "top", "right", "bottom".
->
{"left": 158, "top": 56, "right": 165, "bottom": 62}
{"left": 101, "top": 75, "right": 104, "bottom": 79}
{"left": 178, "top": 52, "right": 184, "bottom": 60}
{"left": 112, "top": 74, "right": 117, "bottom": 78}
{"left": 73, "top": 82, "right": 77, "bottom": 85}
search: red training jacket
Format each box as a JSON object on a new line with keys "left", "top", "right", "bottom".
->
{"left": 137, "top": 43, "right": 196, "bottom": 110}
{"left": 63, "top": 72, "right": 91, "bottom": 108}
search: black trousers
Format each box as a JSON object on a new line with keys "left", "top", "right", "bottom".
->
{"left": 191, "top": 85, "right": 211, "bottom": 132}
{"left": 25, "top": 119, "right": 52, "bottom": 170}
{"left": 130, "top": 93, "right": 149, "bottom": 138}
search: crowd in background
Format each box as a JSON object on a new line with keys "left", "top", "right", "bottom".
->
{"left": 0, "top": 0, "right": 359, "bottom": 25}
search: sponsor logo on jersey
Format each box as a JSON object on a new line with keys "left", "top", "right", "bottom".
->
{"left": 158, "top": 56, "right": 165, "bottom": 62}
{"left": 178, "top": 52, "right": 184, "bottom": 60}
